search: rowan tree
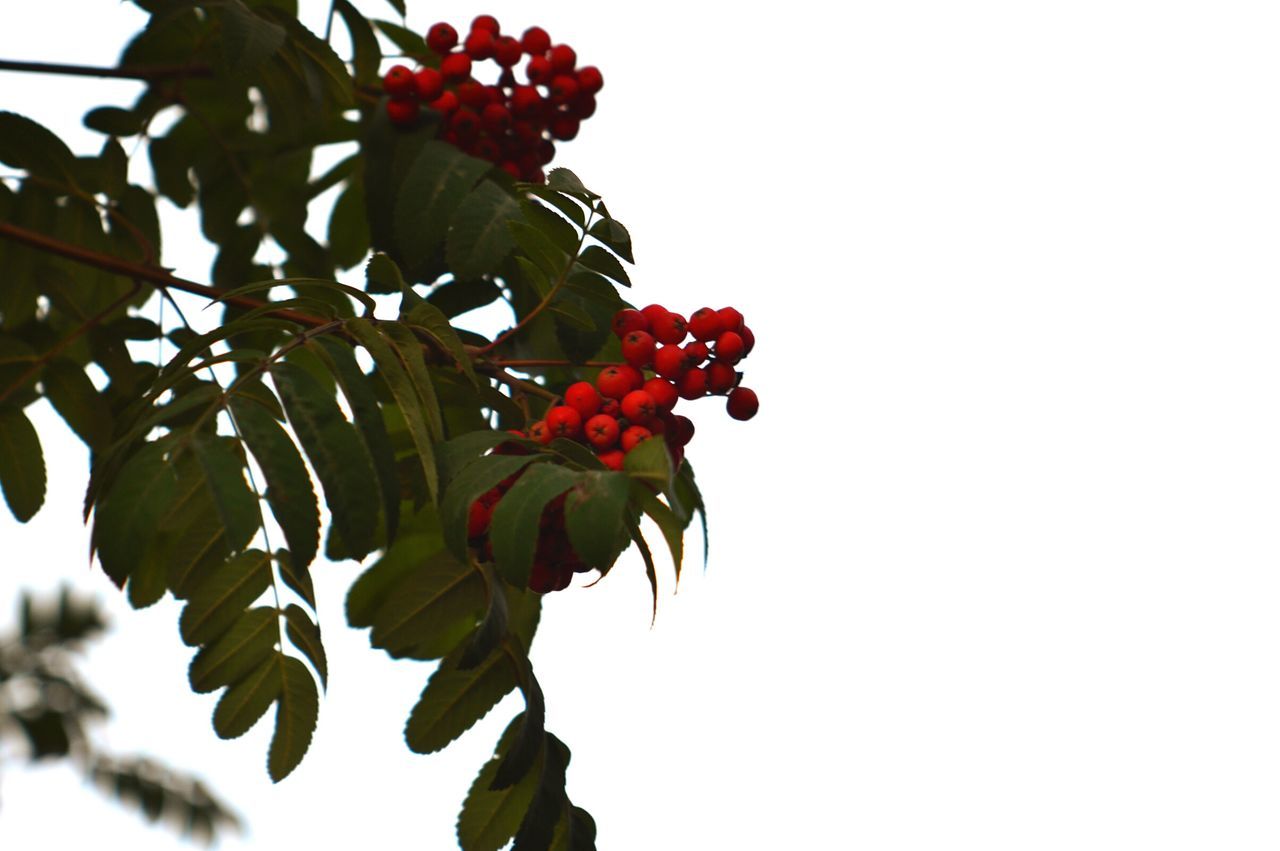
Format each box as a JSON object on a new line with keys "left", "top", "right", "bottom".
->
{"left": 0, "top": 2, "right": 758, "bottom": 847}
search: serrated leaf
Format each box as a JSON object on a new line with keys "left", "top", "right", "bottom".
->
{"left": 283, "top": 605, "right": 327, "bottom": 689}
{"left": 436, "top": 430, "right": 520, "bottom": 487}
{"left": 627, "top": 517, "right": 660, "bottom": 623}
{"left": 188, "top": 606, "right": 278, "bottom": 693}
{"left": 213, "top": 653, "right": 282, "bottom": 739}
{"left": 458, "top": 712, "right": 545, "bottom": 851}
{"left": 94, "top": 441, "right": 176, "bottom": 586}
{"left": 217, "top": 0, "right": 287, "bottom": 76}
{"left": 526, "top": 187, "right": 586, "bottom": 229}
{"left": 229, "top": 394, "right": 320, "bottom": 571}
{"left": 0, "top": 408, "right": 46, "bottom": 523}
{"left": 404, "top": 300, "right": 478, "bottom": 387}
{"left": 179, "top": 549, "right": 273, "bottom": 647}
{"left": 564, "top": 471, "right": 630, "bottom": 569}
{"left": 490, "top": 464, "right": 579, "bottom": 589}
{"left": 374, "top": 18, "right": 427, "bottom": 57}
{"left": 549, "top": 806, "right": 598, "bottom": 851}
{"left": 675, "top": 461, "right": 709, "bottom": 568}
{"left": 576, "top": 246, "right": 630, "bottom": 287}
{"left": 190, "top": 434, "right": 261, "bottom": 553}
{"left": 328, "top": 178, "right": 370, "bottom": 270}
{"left": 545, "top": 169, "right": 597, "bottom": 200}
{"left": 394, "top": 142, "right": 491, "bottom": 273}
{"left": 633, "top": 484, "right": 684, "bottom": 585}
{"left": 346, "top": 526, "right": 444, "bottom": 628}
{"left": 441, "top": 455, "right": 542, "bottom": 560}
{"left": 623, "top": 437, "right": 676, "bottom": 501}
{"left": 512, "top": 734, "right": 572, "bottom": 850}
{"left": 448, "top": 180, "right": 521, "bottom": 279}
{"left": 521, "top": 201, "right": 581, "bottom": 256}
{"left": 458, "top": 563, "right": 509, "bottom": 670}
{"left": 370, "top": 548, "right": 485, "bottom": 659}
{"left": 271, "top": 360, "right": 379, "bottom": 561}
{"left": 587, "top": 218, "right": 633, "bottom": 263}
{"left": 427, "top": 278, "right": 503, "bottom": 318}
{"left": 509, "top": 220, "right": 569, "bottom": 277}
{"left": 268, "top": 655, "right": 319, "bottom": 782}
{"left": 276, "top": 549, "right": 316, "bottom": 609}
{"left": 404, "top": 642, "right": 518, "bottom": 754}
{"left": 492, "top": 665, "right": 545, "bottom": 791}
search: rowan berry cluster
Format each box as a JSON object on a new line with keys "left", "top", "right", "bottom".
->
{"left": 381, "top": 15, "right": 602, "bottom": 183}
{"left": 467, "top": 305, "right": 758, "bottom": 594}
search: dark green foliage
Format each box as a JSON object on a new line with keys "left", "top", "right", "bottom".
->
{"left": 0, "top": 407, "right": 45, "bottom": 522}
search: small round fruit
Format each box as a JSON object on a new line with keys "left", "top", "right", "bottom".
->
{"left": 705, "top": 361, "right": 738, "bottom": 395}
{"left": 668, "top": 414, "right": 695, "bottom": 447}
{"left": 717, "top": 306, "right": 744, "bottom": 333}
{"left": 526, "top": 55, "right": 553, "bottom": 85}
{"left": 621, "top": 330, "right": 656, "bottom": 368}
{"left": 576, "top": 66, "right": 604, "bottom": 94}
{"left": 426, "top": 22, "right": 459, "bottom": 54}
{"left": 640, "top": 303, "right": 670, "bottom": 328}
{"left": 651, "top": 311, "right": 688, "bottom": 345}
{"left": 683, "top": 341, "right": 709, "bottom": 365}
{"left": 740, "top": 325, "right": 755, "bottom": 356}
{"left": 596, "top": 366, "right": 633, "bottom": 400}
{"left": 597, "top": 448, "right": 625, "bottom": 470}
{"left": 470, "top": 14, "right": 500, "bottom": 34}
{"left": 468, "top": 498, "right": 493, "bottom": 538}
{"left": 457, "top": 81, "right": 488, "bottom": 109}
{"left": 545, "top": 405, "right": 583, "bottom": 439}
{"left": 617, "top": 364, "right": 645, "bottom": 392}
{"left": 383, "top": 64, "right": 415, "bottom": 97}
{"left": 385, "top": 98, "right": 418, "bottom": 125}
{"left": 549, "top": 116, "right": 579, "bottom": 140}
{"left": 494, "top": 35, "right": 523, "bottom": 67}
{"left": 441, "top": 52, "right": 472, "bottom": 80}
{"left": 620, "top": 425, "right": 653, "bottom": 453}
{"left": 522, "top": 26, "right": 551, "bottom": 55}
{"left": 511, "top": 86, "right": 543, "bottom": 118}
{"left": 643, "top": 377, "right": 679, "bottom": 413}
{"left": 564, "top": 381, "right": 601, "bottom": 419}
{"left": 481, "top": 102, "right": 513, "bottom": 133}
{"left": 612, "top": 308, "right": 649, "bottom": 336}
{"left": 599, "top": 397, "right": 621, "bottom": 418}
{"left": 464, "top": 28, "right": 495, "bottom": 59}
{"left": 726, "top": 387, "right": 759, "bottom": 421}
{"left": 653, "top": 344, "right": 688, "bottom": 380}
{"left": 550, "top": 75, "right": 579, "bottom": 103}
{"left": 714, "top": 331, "right": 745, "bottom": 364}
{"left": 584, "top": 414, "right": 620, "bottom": 449}
{"left": 676, "top": 367, "right": 707, "bottom": 400}
{"left": 620, "top": 389, "right": 657, "bottom": 421}
{"left": 548, "top": 44, "right": 577, "bottom": 73}
{"left": 427, "top": 90, "right": 459, "bottom": 115}
{"left": 687, "top": 306, "right": 725, "bottom": 342}
{"left": 413, "top": 67, "right": 444, "bottom": 101}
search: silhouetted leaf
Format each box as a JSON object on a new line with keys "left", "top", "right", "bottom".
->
{"left": 213, "top": 653, "right": 281, "bottom": 739}
{"left": 0, "top": 111, "right": 78, "bottom": 184}
{"left": 334, "top": 0, "right": 381, "bottom": 85}
{"left": 189, "top": 606, "right": 277, "bottom": 693}
{"left": 576, "top": 246, "right": 630, "bottom": 287}
{"left": 564, "top": 471, "right": 630, "bottom": 570}
{"left": 512, "top": 734, "right": 572, "bottom": 850}
{"left": 458, "top": 713, "right": 545, "bottom": 851}
{"left": 403, "top": 299, "right": 479, "bottom": 387}
{"left": 190, "top": 434, "right": 261, "bottom": 552}
{"left": 404, "top": 641, "right": 518, "bottom": 754}
{"left": 587, "top": 217, "right": 633, "bottom": 263}
{"left": 370, "top": 548, "right": 484, "bottom": 659}
{"left": 94, "top": 441, "right": 177, "bottom": 586}
{"left": 179, "top": 549, "right": 272, "bottom": 647}
{"left": 448, "top": 180, "right": 521, "bottom": 279}
{"left": 268, "top": 655, "right": 318, "bottom": 782}
{"left": 394, "top": 142, "right": 490, "bottom": 272}
{"left": 283, "top": 605, "right": 327, "bottom": 689}
{"left": 42, "top": 360, "right": 112, "bottom": 451}
{"left": 0, "top": 407, "right": 45, "bottom": 522}
{"left": 216, "top": 0, "right": 286, "bottom": 76}
{"left": 84, "top": 106, "right": 143, "bottom": 137}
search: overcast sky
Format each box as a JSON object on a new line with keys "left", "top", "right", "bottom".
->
{"left": 4, "top": 1, "right": 1280, "bottom": 849}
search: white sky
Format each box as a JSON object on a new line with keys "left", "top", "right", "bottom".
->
{"left": 3, "top": 1, "right": 1280, "bottom": 848}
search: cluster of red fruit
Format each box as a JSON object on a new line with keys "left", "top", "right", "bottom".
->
{"left": 467, "top": 305, "right": 758, "bottom": 593}
{"left": 380, "top": 15, "right": 602, "bottom": 183}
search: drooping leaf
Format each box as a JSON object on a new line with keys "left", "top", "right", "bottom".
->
{"left": 369, "top": 548, "right": 485, "bottom": 660}
{"left": 190, "top": 434, "right": 261, "bottom": 553}
{"left": 334, "top": 0, "right": 381, "bottom": 85}
{"left": 0, "top": 407, "right": 46, "bottom": 523}
{"left": 564, "top": 471, "right": 630, "bottom": 570}
{"left": 458, "top": 712, "right": 545, "bottom": 851}
{"left": 188, "top": 606, "right": 278, "bottom": 693}
{"left": 94, "top": 441, "right": 177, "bottom": 586}
{"left": 346, "top": 526, "right": 444, "bottom": 629}
{"left": 216, "top": 0, "right": 287, "bottom": 77}
{"left": 489, "top": 464, "right": 579, "bottom": 589}
{"left": 0, "top": 111, "right": 79, "bottom": 185}
{"left": 179, "top": 549, "right": 272, "bottom": 647}
{"left": 404, "top": 641, "right": 518, "bottom": 754}
{"left": 448, "top": 179, "right": 521, "bottom": 280}
{"left": 633, "top": 484, "right": 684, "bottom": 585}
{"left": 268, "top": 655, "right": 319, "bottom": 782}
{"left": 403, "top": 299, "right": 479, "bottom": 387}
{"left": 491, "top": 664, "right": 545, "bottom": 791}
{"left": 436, "top": 429, "right": 521, "bottom": 487}
{"left": 511, "top": 734, "right": 572, "bottom": 850}
{"left": 545, "top": 169, "right": 597, "bottom": 201}
{"left": 576, "top": 246, "right": 631, "bottom": 287}
{"left": 84, "top": 106, "right": 144, "bottom": 138}
{"left": 213, "top": 653, "right": 281, "bottom": 739}
{"left": 41, "top": 360, "right": 113, "bottom": 451}
{"left": 587, "top": 217, "right": 633, "bottom": 263}
{"left": 283, "top": 604, "right": 327, "bottom": 689}
{"left": 441, "top": 454, "right": 542, "bottom": 561}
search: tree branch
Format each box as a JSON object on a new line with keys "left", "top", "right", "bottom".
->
{"left": 0, "top": 59, "right": 213, "bottom": 81}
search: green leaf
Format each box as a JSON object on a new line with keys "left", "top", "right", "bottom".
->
{"left": 0, "top": 408, "right": 46, "bottom": 523}
{"left": 268, "top": 655, "right": 319, "bottom": 782}
{"left": 627, "top": 517, "right": 660, "bottom": 623}
{"left": 328, "top": 178, "right": 370, "bottom": 270}
{"left": 276, "top": 549, "right": 316, "bottom": 610}
{"left": 374, "top": 18, "right": 427, "bottom": 57}
{"left": 548, "top": 805, "right": 598, "bottom": 851}
{"left": 0, "top": 112, "right": 78, "bottom": 184}
{"left": 564, "top": 471, "right": 630, "bottom": 570}
{"left": 675, "top": 461, "right": 709, "bottom": 568}
{"left": 83, "top": 106, "right": 143, "bottom": 137}
{"left": 545, "top": 168, "right": 597, "bottom": 201}
{"left": 623, "top": 437, "right": 677, "bottom": 507}
{"left": 448, "top": 180, "right": 521, "bottom": 280}
{"left": 188, "top": 606, "right": 278, "bottom": 693}
{"left": 404, "top": 642, "right": 518, "bottom": 754}
{"left": 271, "top": 360, "right": 379, "bottom": 561}
{"left": 458, "top": 563, "right": 509, "bottom": 669}
{"left": 346, "top": 525, "right": 444, "bottom": 628}
{"left": 404, "top": 300, "right": 478, "bottom": 387}
{"left": 393, "top": 142, "right": 491, "bottom": 273}
{"left": 94, "top": 441, "right": 177, "bottom": 586}
{"left": 633, "top": 484, "right": 684, "bottom": 585}
{"left": 369, "top": 548, "right": 485, "bottom": 659}
{"left": 334, "top": 0, "right": 381, "bottom": 85}
{"left": 229, "top": 394, "right": 320, "bottom": 571}
{"left": 179, "top": 549, "right": 273, "bottom": 647}
{"left": 216, "top": 0, "right": 286, "bottom": 76}
{"left": 587, "top": 217, "right": 633, "bottom": 263}
{"left": 458, "top": 713, "right": 545, "bottom": 851}
{"left": 283, "top": 605, "right": 327, "bottom": 689}
{"left": 491, "top": 664, "right": 545, "bottom": 790}
{"left": 437, "top": 430, "right": 521, "bottom": 487}
{"left": 190, "top": 434, "right": 261, "bottom": 552}
{"left": 522, "top": 200, "right": 581, "bottom": 256}
{"left": 213, "top": 653, "right": 282, "bottom": 739}
{"left": 526, "top": 186, "right": 586, "bottom": 229}
{"left": 441, "top": 455, "right": 541, "bottom": 560}
{"left": 308, "top": 336, "right": 400, "bottom": 545}
{"left": 490, "top": 464, "right": 578, "bottom": 589}
{"left": 509, "top": 220, "right": 569, "bottom": 277}
{"left": 512, "top": 734, "right": 572, "bottom": 850}
{"left": 576, "top": 246, "right": 630, "bottom": 287}
{"left": 427, "top": 278, "right": 503, "bottom": 319}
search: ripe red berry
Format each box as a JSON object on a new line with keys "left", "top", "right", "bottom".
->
{"left": 549, "top": 75, "right": 579, "bottom": 103}
{"left": 468, "top": 498, "right": 493, "bottom": 538}
{"left": 677, "top": 367, "right": 707, "bottom": 400}
{"left": 383, "top": 64, "right": 415, "bottom": 98}
{"left": 500, "top": 161, "right": 521, "bottom": 179}
{"left": 715, "top": 331, "right": 745, "bottom": 364}
{"left": 612, "top": 308, "right": 649, "bottom": 336}
{"left": 576, "top": 66, "right": 604, "bottom": 95}
{"left": 726, "top": 387, "right": 758, "bottom": 421}
{"left": 617, "top": 364, "right": 644, "bottom": 392}
{"left": 717, "top": 306, "right": 744, "bottom": 333}
{"left": 526, "top": 55, "right": 553, "bottom": 85}
{"left": 568, "top": 94, "right": 597, "bottom": 120}
{"left": 640, "top": 304, "right": 670, "bottom": 327}
{"left": 740, "top": 325, "right": 755, "bottom": 356}
{"left": 596, "top": 366, "right": 632, "bottom": 400}
{"left": 620, "top": 425, "right": 653, "bottom": 453}
{"left": 426, "top": 22, "right": 459, "bottom": 54}
{"left": 470, "top": 14, "right": 500, "bottom": 35}
{"left": 535, "top": 139, "right": 555, "bottom": 166}
{"left": 521, "top": 26, "right": 551, "bottom": 55}
{"left": 599, "top": 397, "right": 621, "bottom": 418}
{"left": 668, "top": 414, "right": 695, "bottom": 447}
{"left": 545, "top": 405, "right": 583, "bottom": 439}
{"left": 705, "top": 361, "right": 738, "bottom": 395}
{"left": 620, "top": 390, "right": 657, "bottom": 422}
{"left": 413, "top": 67, "right": 444, "bottom": 101}
{"left": 683, "top": 341, "right": 709, "bottom": 365}
{"left": 385, "top": 97, "right": 418, "bottom": 125}
{"left": 528, "top": 559, "right": 556, "bottom": 593}
{"left": 464, "top": 28, "right": 495, "bottom": 59}
{"left": 651, "top": 311, "right": 688, "bottom": 345}
{"left": 549, "top": 116, "right": 579, "bottom": 141}
{"left": 449, "top": 108, "right": 481, "bottom": 141}
{"left": 548, "top": 44, "right": 577, "bottom": 73}
{"left": 441, "top": 52, "right": 472, "bottom": 80}
{"left": 621, "top": 330, "right": 656, "bottom": 368}
{"left": 511, "top": 87, "right": 544, "bottom": 119}
{"left": 687, "top": 307, "right": 725, "bottom": 342}
{"left": 471, "top": 137, "right": 501, "bottom": 163}
{"left": 428, "top": 90, "right": 459, "bottom": 115}
{"left": 564, "top": 381, "right": 601, "bottom": 419}
{"left": 584, "top": 414, "right": 620, "bottom": 449}
{"left": 481, "top": 102, "right": 512, "bottom": 134}
{"left": 529, "top": 419, "right": 552, "bottom": 444}
{"left": 494, "top": 35, "right": 523, "bottom": 67}
{"left": 597, "top": 449, "right": 624, "bottom": 471}
{"left": 643, "top": 377, "right": 679, "bottom": 413}
{"left": 653, "top": 344, "right": 688, "bottom": 379}
{"left": 457, "top": 81, "right": 488, "bottom": 109}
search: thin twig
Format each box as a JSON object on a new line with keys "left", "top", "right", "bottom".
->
{"left": 0, "top": 58, "right": 212, "bottom": 81}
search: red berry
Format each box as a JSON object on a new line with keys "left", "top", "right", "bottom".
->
{"left": 500, "top": 161, "right": 522, "bottom": 179}
{"left": 383, "top": 64, "right": 415, "bottom": 97}
{"left": 426, "top": 22, "right": 459, "bottom": 54}
{"left": 511, "top": 86, "right": 544, "bottom": 118}
{"left": 441, "top": 52, "right": 472, "bottom": 81}
{"left": 470, "top": 14, "right": 500, "bottom": 35}
{"left": 640, "top": 304, "right": 670, "bottom": 327}
{"left": 617, "top": 364, "right": 644, "bottom": 392}
{"left": 564, "top": 381, "right": 601, "bottom": 419}
{"left": 428, "top": 90, "right": 459, "bottom": 115}
{"left": 683, "top": 341, "right": 709, "bottom": 365}
{"left": 596, "top": 366, "right": 632, "bottom": 400}
{"left": 621, "top": 330, "right": 656, "bottom": 368}
{"left": 705, "top": 361, "right": 738, "bottom": 395}
{"left": 529, "top": 420, "right": 552, "bottom": 444}
{"left": 526, "top": 55, "right": 553, "bottom": 85}
{"left": 471, "top": 137, "right": 501, "bottom": 162}
{"left": 550, "top": 75, "right": 579, "bottom": 103}
{"left": 740, "top": 325, "right": 755, "bottom": 356}
{"left": 653, "top": 344, "right": 688, "bottom": 379}
{"left": 584, "top": 414, "right": 620, "bottom": 449}
{"left": 528, "top": 559, "right": 556, "bottom": 593}
{"left": 597, "top": 449, "right": 625, "bottom": 470}
{"left": 620, "top": 425, "right": 652, "bottom": 453}
{"left": 464, "top": 28, "right": 495, "bottom": 59}
{"left": 643, "top": 377, "right": 679, "bottom": 413}
{"left": 385, "top": 97, "right": 418, "bottom": 125}
{"left": 715, "top": 331, "right": 745, "bottom": 364}
{"left": 717, "top": 306, "right": 744, "bottom": 333}
{"left": 468, "top": 498, "right": 493, "bottom": 538}
{"left": 651, "top": 311, "right": 688, "bottom": 345}
{"left": 612, "top": 308, "right": 649, "bottom": 336}
{"left": 481, "top": 103, "right": 512, "bottom": 134}
{"left": 668, "top": 415, "right": 695, "bottom": 447}
{"left": 568, "top": 94, "right": 597, "bottom": 120}
{"left": 599, "top": 397, "right": 621, "bottom": 418}
{"left": 535, "top": 139, "right": 556, "bottom": 166}
{"left": 676, "top": 367, "right": 707, "bottom": 400}
{"left": 457, "top": 81, "right": 488, "bottom": 109}
{"left": 549, "top": 116, "right": 579, "bottom": 141}
{"left": 548, "top": 44, "right": 577, "bottom": 73}
{"left": 576, "top": 66, "right": 604, "bottom": 95}
{"left": 545, "top": 405, "right": 583, "bottom": 439}
{"left": 449, "top": 108, "right": 481, "bottom": 141}
{"left": 687, "top": 307, "right": 725, "bottom": 342}
{"left": 620, "top": 390, "right": 657, "bottom": 422}
{"left": 494, "top": 35, "right": 523, "bottom": 67}
{"left": 413, "top": 67, "right": 444, "bottom": 101}
{"left": 726, "top": 387, "right": 759, "bottom": 421}
{"left": 522, "top": 26, "right": 551, "bottom": 55}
